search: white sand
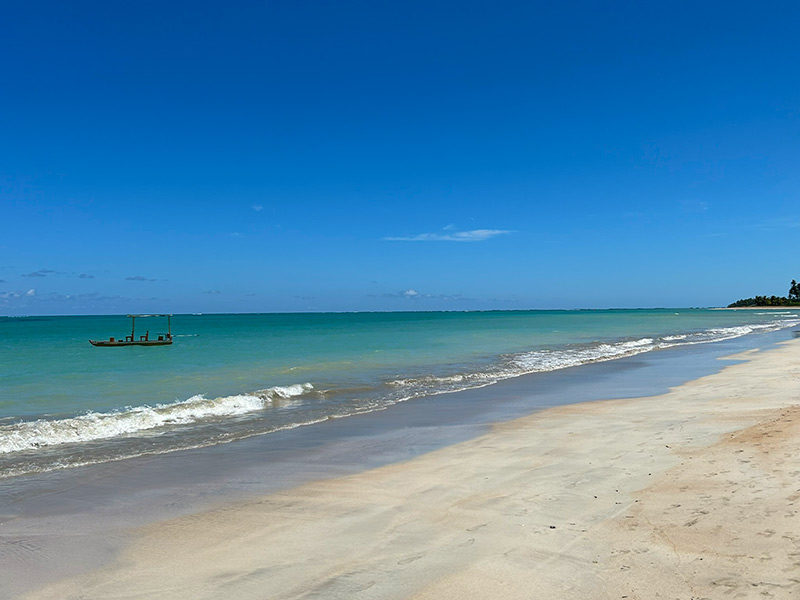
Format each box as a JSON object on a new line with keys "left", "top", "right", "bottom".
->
{"left": 24, "top": 340, "right": 800, "bottom": 599}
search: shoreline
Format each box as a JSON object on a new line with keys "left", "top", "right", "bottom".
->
{"left": 14, "top": 335, "right": 800, "bottom": 599}
{"left": 714, "top": 305, "right": 800, "bottom": 310}
{"left": 3, "top": 309, "right": 799, "bottom": 482}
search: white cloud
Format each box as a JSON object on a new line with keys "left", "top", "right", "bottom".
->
{"left": 378, "top": 288, "right": 466, "bottom": 301}
{"left": 384, "top": 228, "right": 513, "bottom": 242}
{"left": 22, "top": 269, "right": 56, "bottom": 277}
{"left": 0, "top": 288, "right": 35, "bottom": 299}
{"left": 252, "top": 205, "right": 263, "bottom": 212}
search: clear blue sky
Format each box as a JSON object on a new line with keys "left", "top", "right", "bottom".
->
{"left": 2, "top": 1, "right": 798, "bottom": 315}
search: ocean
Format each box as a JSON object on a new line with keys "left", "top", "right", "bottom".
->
{"left": 1, "top": 308, "right": 798, "bottom": 480}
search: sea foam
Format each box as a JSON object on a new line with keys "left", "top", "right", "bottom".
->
{"left": 385, "top": 318, "right": 800, "bottom": 401}
{"left": 0, "top": 383, "right": 314, "bottom": 454}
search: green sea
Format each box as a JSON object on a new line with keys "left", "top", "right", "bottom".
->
{"left": 1, "top": 308, "right": 798, "bottom": 478}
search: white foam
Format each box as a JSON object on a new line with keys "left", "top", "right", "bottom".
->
{"left": 0, "top": 382, "right": 314, "bottom": 454}
{"left": 385, "top": 318, "right": 800, "bottom": 401}
{"left": 255, "top": 383, "right": 314, "bottom": 401}
{"left": 0, "top": 413, "right": 335, "bottom": 479}
{"left": 662, "top": 334, "right": 688, "bottom": 341}
{"left": 512, "top": 337, "right": 657, "bottom": 373}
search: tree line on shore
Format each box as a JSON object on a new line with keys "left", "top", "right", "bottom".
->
{"left": 728, "top": 279, "right": 800, "bottom": 307}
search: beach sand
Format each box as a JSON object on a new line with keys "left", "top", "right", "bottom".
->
{"left": 20, "top": 340, "right": 800, "bottom": 599}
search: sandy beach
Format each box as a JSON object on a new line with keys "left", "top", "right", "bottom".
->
{"left": 15, "top": 338, "right": 800, "bottom": 599}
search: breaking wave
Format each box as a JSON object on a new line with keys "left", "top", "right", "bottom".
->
{"left": 385, "top": 319, "right": 800, "bottom": 401}
{"left": 0, "top": 383, "right": 314, "bottom": 454}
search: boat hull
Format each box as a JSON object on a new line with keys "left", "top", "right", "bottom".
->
{"left": 89, "top": 339, "right": 173, "bottom": 347}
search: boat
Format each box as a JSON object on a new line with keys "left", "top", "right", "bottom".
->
{"left": 89, "top": 314, "right": 174, "bottom": 347}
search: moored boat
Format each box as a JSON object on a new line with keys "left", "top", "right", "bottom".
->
{"left": 89, "top": 314, "right": 173, "bottom": 346}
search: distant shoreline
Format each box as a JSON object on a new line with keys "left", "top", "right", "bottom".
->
{"left": 3, "top": 307, "right": 789, "bottom": 319}
{"left": 715, "top": 305, "right": 800, "bottom": 310}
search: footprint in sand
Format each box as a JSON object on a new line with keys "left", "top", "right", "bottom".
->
{"left": 459, "top": 538, "right": 476, "bottom": 547}
{"left": 0, "top": 539, "right": 44, "bottom": 559}
{"left": 467, "top": 523, "right": 488, "bottom": 531}
{"left": 757, "top": 529, "right": 776, "bottom": 537}
{"left": 397, "top": 554, "right": 424, "bottom": 565}
{"left": 352, "top": 580, "right": 376, "bottom": 591}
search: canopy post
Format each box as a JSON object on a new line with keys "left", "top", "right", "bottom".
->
{"left": 131, "top": 316, "right": 136, "bottom": 341}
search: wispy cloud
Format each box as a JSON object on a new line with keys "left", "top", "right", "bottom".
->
{"left": 0, "top": 288, "right": 36, "bottom": 299}
{"left": 679, "top": 199, "right": 711, "bottom": 213}
{"left": 378, "top": 288, "right": 467, "bottom": 301}
{"left": 252, "top": 204, "right": 263, "bottom": 212}
{"left": 23, "top": 269, "right": 56, "bottom": 278}
{"left": 203, "top": 289, "right": 221, "bottom": 294}
{"left": 78, "top": 273, "right": 94, "bottom": 279}
{"left": 126, "top": 275, "right": 157, "bottom": 282}
{"left": 1, "top": 290, "right": 129, "bottom": 306}
{"left": 754, "top": 216, "right": 800, "bottom": 231}
{"left": 384, "top": 228, "right": 513, "bottom": 242}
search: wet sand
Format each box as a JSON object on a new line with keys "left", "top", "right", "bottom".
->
{"left": 17, "top": 338, "right": 800, "bottom": 599}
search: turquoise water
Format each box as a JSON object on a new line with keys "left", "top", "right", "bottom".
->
{"left": 1, "top": 309, "right": 798, "bottom": 478}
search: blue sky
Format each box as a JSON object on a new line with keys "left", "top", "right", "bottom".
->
{"left": 2, "top": 1, "right": 799, "bottom": 314}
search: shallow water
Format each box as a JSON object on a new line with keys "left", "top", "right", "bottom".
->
{"left": 1, "top": 309, "right": 798, "bottom": 478}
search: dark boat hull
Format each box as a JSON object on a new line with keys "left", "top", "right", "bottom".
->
{"left": 89, "top": 339, "right": 173, "bottom": 347}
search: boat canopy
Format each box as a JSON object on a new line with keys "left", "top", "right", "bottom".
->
{"left": 126, "top": 314, "right": 173, "bottom": 318}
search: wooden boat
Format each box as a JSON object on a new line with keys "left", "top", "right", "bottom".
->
{"left": 90, "top": 314, "right": 174, "bottom": 347}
